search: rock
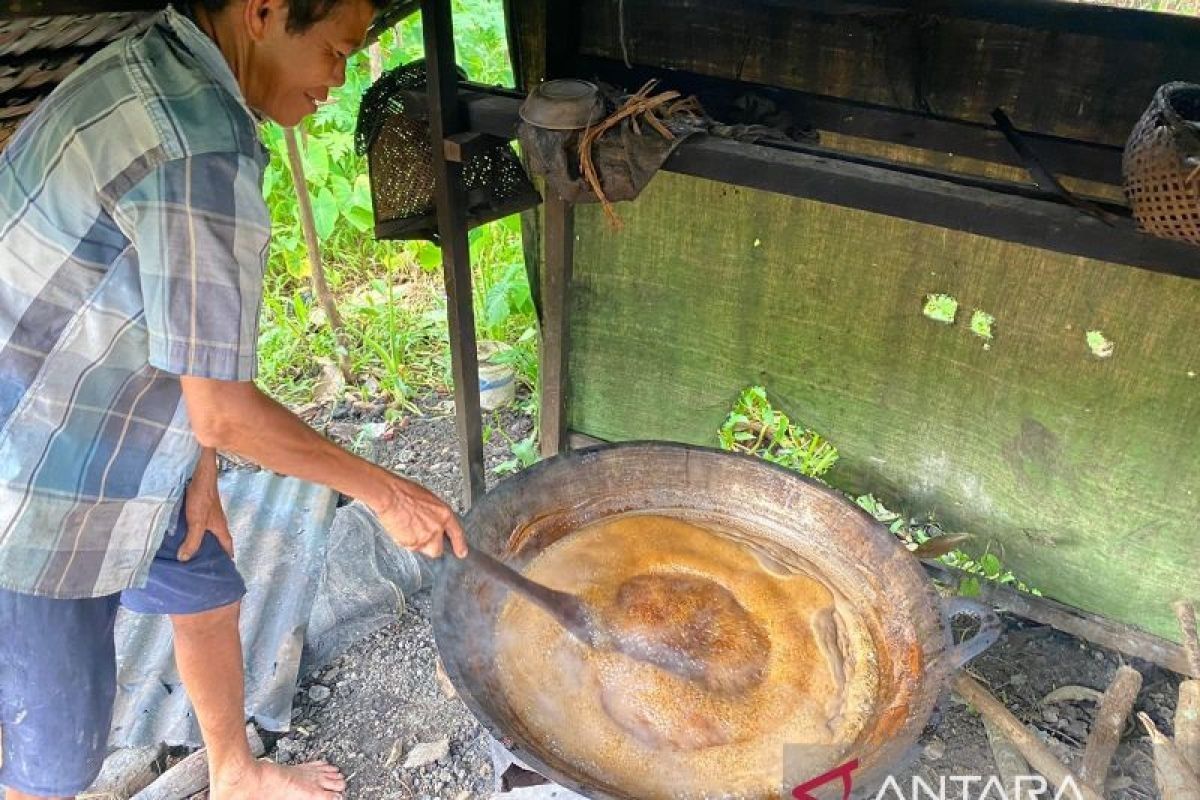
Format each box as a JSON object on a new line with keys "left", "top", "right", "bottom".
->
{"left": 1008, "top": 673, "right": 1027, "bottom": 687}
{"left": 275, "top": 737, "right": 302, "bottom": 755}
{"left": 435, "top": 658, "right": 457, "bottom": 699}
{"left": 403, "top": 738, "right": 450, "bottom": 769}
{"left": 923, "top": 737, "right": 946, "bottom": 761}
{"left": 307, "top": 684, "right": 331, "bottom": 703}
{"left": 362, "top": 422, "right": 388, "bottom": 439}
{"left": 1042, "top": 707, "right": 1060, "bottom": 724}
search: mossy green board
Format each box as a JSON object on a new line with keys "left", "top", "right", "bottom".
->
{"left": 565, "top": 171, "right": 1200, "bottom": 640}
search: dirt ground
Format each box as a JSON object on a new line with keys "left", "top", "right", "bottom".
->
{"left": 262, "top": 394, "right": 1179, "bottom": 800}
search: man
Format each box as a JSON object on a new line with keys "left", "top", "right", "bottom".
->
{"left": 0, "top": 1, "right": 468, "bottom": 798}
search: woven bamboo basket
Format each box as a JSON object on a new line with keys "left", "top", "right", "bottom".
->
{"left": 1123, "top": 82, "right": 1200, "bottom": 246}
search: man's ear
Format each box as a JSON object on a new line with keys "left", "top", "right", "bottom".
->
{"left": 242, "top": 0, "right": 286, "bottom": 42}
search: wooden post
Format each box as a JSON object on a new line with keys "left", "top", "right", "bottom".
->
{"left": 538, "top": 193, "right": 574, "bottom": 458}
{"left": 282, "top": 126, "right": 354, "bottom": 383}
{"left": 422, "top": 0, "right": 486, "bottom": 507}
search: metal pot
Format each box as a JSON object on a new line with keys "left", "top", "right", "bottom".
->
{"left": 432, "top": 442, "right": 999, "bottom": 798}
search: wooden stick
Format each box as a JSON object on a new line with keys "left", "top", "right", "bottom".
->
{"left": 1179, "top": 681, "right": 1200, "bottom": 775}
{"left": 1139, "top": 712, "right": 1200, "bottom": 800}
{"left": 80, "top": 745, "right": 163, "bottom": 800}
{"left": 282, "top": 125, "right": 354, "bottom": 383}
{"left": 1079, "top": 665, "right": 1142, "bottom": 791}
{"left": 981, "top": 717, "right": 1033, "bottom": 800}
{"left": 953, "top": 673, "right": 1103, "bottom": 800}
{"left": 1175, "top": 601, "right": 1200, "bottom": 677}
{"left": 132, "top": 725, "right": 263, "bottom": 800}
{"left": 1176, "top": 600, "right": 1200, "bottom": 773}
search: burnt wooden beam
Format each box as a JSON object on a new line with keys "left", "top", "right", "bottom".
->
{"left": 422, "top": 0, "right": 486, "bottom": 507}
{"left": 577, "top": 57, "right": 1125, "bottom": 188}
{"left": 539, "top": 194, "right": 574, "bottom": 458}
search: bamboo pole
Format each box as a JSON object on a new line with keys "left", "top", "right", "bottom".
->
{"left": 282, "top": 125, "right": 354, "bottom": 383}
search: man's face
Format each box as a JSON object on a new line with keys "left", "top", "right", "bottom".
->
{"left": 244, "top": 0, "right": 375, "bottom": 127}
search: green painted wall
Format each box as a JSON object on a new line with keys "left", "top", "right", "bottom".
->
{"left": 565, "top": 171, "right": 1200, "bottom": 640}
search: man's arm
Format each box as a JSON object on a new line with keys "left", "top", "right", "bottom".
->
{"left": 180, "top": 376, "right": 466, "bottom": 558}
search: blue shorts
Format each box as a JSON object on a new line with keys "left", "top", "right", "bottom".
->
{"left": 0, "top": 507, "right": 245, "bottom": 797}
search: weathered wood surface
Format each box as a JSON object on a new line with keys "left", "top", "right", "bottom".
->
{"left": 564, "top": 171, "right": 1200, "bottom": 640}
{"left": 575, "top": 0, "right": 1200, "bottom": 146}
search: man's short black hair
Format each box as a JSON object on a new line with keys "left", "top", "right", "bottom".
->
{"left": 195, "top": 0, "right": 389, "bottom": 34}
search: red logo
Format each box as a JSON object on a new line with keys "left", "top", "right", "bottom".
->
{"left": 792, "top": 759, "right": 860, "bottom": 800}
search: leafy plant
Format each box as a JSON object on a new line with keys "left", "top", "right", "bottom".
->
{"left": 718, "top": 386, "right": 839, "bottom": 479}
{"left": 494, "top": 433, "right": 538, "bottom": 475}
{"left": 255, "top": 0, "right": 539, "bottom": 417}
{"left": 715, "top": 389, "right": 1039, "bottom": 597}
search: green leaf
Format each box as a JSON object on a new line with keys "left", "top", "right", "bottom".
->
{"left": 980, "top": 553, "right": 1002, "bottom": 578}
{"left": 417, "top": 243, "right": 442, "bottom": 272}
{"left": 311, "top": 188, "right": 338, "bottom": 240}
{"left": 329, "top": 174, "right": 353, "bottom": 207}
{"left": 346, "top": 204, "right": 374, "bottom": 233}
{"left": 303, "top": 138, "right": 330, "bottom": 186}
{"left": 958, "top": 577, "right": 982, "bottom": 597}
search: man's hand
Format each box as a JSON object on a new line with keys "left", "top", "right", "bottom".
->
{"left": 180, "top": 448, "right": 234, "bottom": 561}
{"left": 373, "top": 478, "right": 468, "bottom": 559}
{"left": 179, "top": 378, "right": 468, "bottom": 560}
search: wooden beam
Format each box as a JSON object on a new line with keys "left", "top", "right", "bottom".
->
{"left": 538, "top": 194, "right": 574, "bottom": 458}
{"left": 422, "top": 0, "right": 486, "bottom": 507}
{"left": 576, "top": 57, "right": 1125, "bottom": 188}
{"left": 455, "top": 88, "right": 1199, "bottom": 279}
{"left": 926, "top": 562, "right": 1198, "bottom": 677}
{"left": 663, "top": 137, "right": 1198, "bottom": 279}
{"left": 0, "top": 0, "right": 161, "bottom": 16}
{"left": 759, "top": 0, "right": 1200, "bottom": 47}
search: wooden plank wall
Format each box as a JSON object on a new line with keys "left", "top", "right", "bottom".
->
{"left": 506, "top": 0, "right": 1200, "bottom": 639}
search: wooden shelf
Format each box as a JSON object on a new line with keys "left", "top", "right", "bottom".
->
{"left": 457, "top": 86, "right": 1199, "bottom": 279}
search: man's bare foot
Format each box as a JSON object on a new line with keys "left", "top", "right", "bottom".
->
{"left": 211, "top": 758, "right": 346, "bottom": 800}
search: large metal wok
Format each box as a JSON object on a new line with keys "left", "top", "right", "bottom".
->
{"left": 432, "top": 442, "right": 999, "bottom": 798}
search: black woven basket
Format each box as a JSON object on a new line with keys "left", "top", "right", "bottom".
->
{"left": 356, "top": 61, "right": 539, "bottom": 241}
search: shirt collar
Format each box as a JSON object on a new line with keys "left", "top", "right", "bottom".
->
{"left": 162, "top": 5, "right": 261, "bottom": 124}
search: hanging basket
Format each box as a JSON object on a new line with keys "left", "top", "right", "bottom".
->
{"left": 355, "top": 60, "right": 539, "bottom": 241}
{"left": 1122, "top": 82, "right": 1200, "bottom": 246}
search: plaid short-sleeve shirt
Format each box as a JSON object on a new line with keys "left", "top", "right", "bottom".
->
{"left": 0, "top": 8, "right": 270, "bottom": 598}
